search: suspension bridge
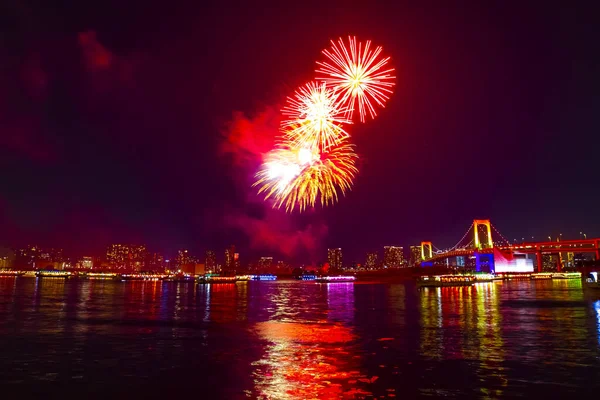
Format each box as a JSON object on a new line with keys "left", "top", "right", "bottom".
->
{"left": 419, "top": 219, "right": 600, "bottom": 272}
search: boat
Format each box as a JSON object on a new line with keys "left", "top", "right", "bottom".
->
{"left": 235, "top": 275, "right": 252, "bottom": 281}
{"left": 251, "top": 274, "right": 277, "bottom": 281}
{"left": 87, "top": 272, "right": 119, "bottom": 280}
{"left": 472, "top": 273, "right": 495, "bottom": 283}
{"left": 0, "top": 270, "right": 25, "bottom": 277}
{"left": 197, "top": 274, "right": 237, "bottom": 284}
{"left": 498, "top": 273, "right": 531, "bottom": 280}
{"left": 531, "top": 273, "right": 553, "bottom": 280}
{"left": 583, "top": 271, "right": 600, "bottom": 290}
{"left": 315, "top": 275, "right": 356, "bottom": 283}
{"left": 35, "top": 270, "right": 72, "bottom": 278}
{"left": 121, "top": 273, "right": 168, "bottom": 281}
{"left": 163, "top": 274, "right": 195, "bottom": 283}
{"left": 551, "top": 272, "right": 581, "bottom": 279}
{"left": 416, "top": 275, "right": 474, "bottom": 287}
{"left": 297, "top": 274, "right": 317, "bottom": 281}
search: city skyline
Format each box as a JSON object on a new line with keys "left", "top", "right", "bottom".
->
{"left": 0, "top": 226, "right": 594, "bottom": 270}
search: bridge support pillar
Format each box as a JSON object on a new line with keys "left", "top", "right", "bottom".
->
{"left": 596, "top": 249, "right": 600, "bottom": 261}
{"left": 556, "top": 254, "right": 563, "bottom": 272}
{"left": 536, "top": 252, "right": 543, "bottom": 273}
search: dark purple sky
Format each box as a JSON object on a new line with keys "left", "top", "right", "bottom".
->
{"left": 1, "top": 1, "right": 599, "bottom": 264}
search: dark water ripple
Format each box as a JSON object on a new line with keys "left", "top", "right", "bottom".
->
{"left": 0, "top": 277, "right": 599, "bottom": 398}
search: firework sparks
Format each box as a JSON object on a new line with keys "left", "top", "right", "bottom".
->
{"left": 254, "top": 138, "right": 358, "bottom": 212}
{"left": 316, "top": 36, "right": 395, "bottom": 123}
{"left": 251, "top": 35, "right": 395, "bottom": 212}
{"left": 281, "top": 81, "right": 351, "bottom": 151}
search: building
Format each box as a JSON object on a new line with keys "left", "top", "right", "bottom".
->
{"left": 365, "top": 252, "right": 378, "bottom": 270}
{"left": 205, "top": 250, "right": 217, "bottom": 272}
{"left": 409, "top": 246, "right": 421, "bottom": 267}
{"left": 14, "top": 245, "right": 65, "bottom": 269}
{"left": 106, "top": 244, "right": 147, "bottom": 271}
{"left": 542, "top": 254, "right": 560, "bottom": 271}
{"left": 0, "top": 248, "right": 14, "bottom": 269}
{"left": 383, "top": 246, "right": 404, "bottom": 268}
{"left": 79, "top": 256, "right": 93, "bottom": 269}
{"left": 175, "top": 249, "right": 194, "bottom": 267}
{"left": 327, "top": 248, "right": 343, "bottom": 270}
{"left": 224, "top": 245, "right": 236, "bottom": 274}
{"left": 258, "top": 257, "right": 273, "bottom": 271}
{"left": 147, "top": 253, "right": 165, "bottom": 271}
{"left": 194, "top": 263, "right": 206, "bottom": 275}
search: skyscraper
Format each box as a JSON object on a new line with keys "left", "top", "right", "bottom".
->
{"left": 224, "top": 245, "right": 235, "bottom": 274}
{"left": 365, "top": 252, "right": 378, "bottom": 270}
{"left": 409, "top": 246, "right": 421, "bottom": 267}
{"left": 383, "top": 246, "right": 404, "bottom": 268}
{"left": 205, "top": 250, "right": 216, "bottom": 272}
{"left": 327, "top": 248, "right": 343, "bottom": 270}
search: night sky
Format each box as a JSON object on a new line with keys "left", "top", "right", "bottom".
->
{"left": 1, "top": 1, "right": 599, "bottom": 264}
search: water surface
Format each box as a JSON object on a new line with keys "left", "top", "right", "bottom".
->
{"left": 0, "top": 278, "right": 599, "bottom": 398}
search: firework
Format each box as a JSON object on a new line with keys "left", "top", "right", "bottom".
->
{"left": 254, "top": 138, "right": 358, "bottom": 212}
{"left": 281, "top": 81, "right": 351, "bottom": 151}
{"left": 316, "top": 36, "right": 395, "bottom": 122}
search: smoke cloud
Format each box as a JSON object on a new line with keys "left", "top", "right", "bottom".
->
{"left": 219, "top": 107, "right": 328, "bottom": 262}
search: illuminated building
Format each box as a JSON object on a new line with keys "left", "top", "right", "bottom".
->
{"left": 327, "top": 248, "right": 343, "bottom": 270}
{"left": 175, "top": 249, "right": 193, "bottom": 267}
{"left": 0, "top": 247, "right": 14, "bottom": 268}
{"left": 574, "top": 253, "right": 586, "bottom": 268}
{"left": 383, "top": 246, "right": 404, "bottom": 268}
{"left": 409, "top": 246, "right": 421, "bottom": 267}
{"left": 106, "top": 244, "right": 147, "bottom": 271}
{"left": 224, "top": 245, "right": 236, "bottom": 274}
{"left": 542, "top": 254, "right": 560, "bottom": 271}
{"left": 563, "top": 252, "right": 574, "bottom": 269}
{"left": 365, "top": 252, "right": 377, "bottom": 270}
{"left": 15, "top": 245, "right": 65, "bottom": 269}
{"left": 80, "top": 256, "right": 93, "bottom": 269}
{"left": 276, "top": 260, "right": 289, "bottom": 272}
{"left": 147, "top": 253, "right": 165, "bottom": 271}
{"left": 205, "top": 250, "right": 217, "bottom": 272}
{"left": 258, "top": 257, "right": 274, "bottom": 270}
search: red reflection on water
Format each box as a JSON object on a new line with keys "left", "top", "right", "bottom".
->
{"left": 252, "top": 321, "right": 372, "bottom": 399}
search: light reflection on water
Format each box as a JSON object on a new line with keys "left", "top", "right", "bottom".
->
{"left": 0, "top": 277, "right": 599, "bottom": 396}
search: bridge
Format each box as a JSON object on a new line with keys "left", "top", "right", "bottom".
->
{"left": 420, "top": 219, "right": 600, "bottom": 272}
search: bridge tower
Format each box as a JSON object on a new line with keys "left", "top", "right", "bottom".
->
{"left": 473, "top": 219, "right": 493, "bottom": 250}
{"left": 421, "top": 241, "right": 433, "bottom": 260}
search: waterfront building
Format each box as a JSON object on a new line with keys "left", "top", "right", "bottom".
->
{"left": 224, "top": 245, "right": 236, "bottom": 274}
{"left": 365, "top": 252, "right": 378, "bottom": 270}
{"left": 383, "top": 246, "right": 404, "bottom": 268}
{"left": 409, "top": 245, "right": 421, "bottom": 267}
{"left": 106, "top": 244, "right": 147, "bottom": 271}
{"left": 258, "top": 257, "right": 273, "bottom": 271}
{"left": 327, "top": 248, "right": 343, "bottom": 270}
{"left": 205, "top": 250, "right": 217, "bottom": 272}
